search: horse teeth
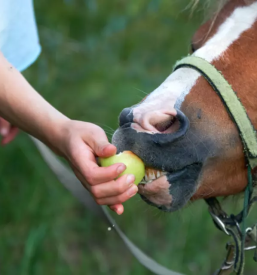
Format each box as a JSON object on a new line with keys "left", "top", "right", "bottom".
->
{"left": 145, "top": 168, "right": 167, "bottom": 184}
{"left": 149, "top": 171, "right": 156, "bottom": 180}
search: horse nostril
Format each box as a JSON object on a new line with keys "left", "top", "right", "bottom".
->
{"left": 119, "top": 107, "right": 134, "bottom": 127}
{"left": 152, "top": 109, "right": 190, "bottom": 145}
{"left": 154, "top": 116, "right": 177, "bottom": 133}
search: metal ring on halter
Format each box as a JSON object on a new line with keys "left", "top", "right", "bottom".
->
{"left": 209, "top": 211, "right": 230, "bottom": 236}
{"left": 246, "top": 227, "right": 252, "bottom": 233}
{"left": 244, "top": 227, "right": 257, "bottom": 251}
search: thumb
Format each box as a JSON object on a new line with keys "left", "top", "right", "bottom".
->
{"left": 97, "top": 142, "right": 117, "bottom": 157}
{"left": 86, "top": 126, "right": 117, "bottom": 157}
{"left": 92, "top": 139, "right": 117, "bottom": 157}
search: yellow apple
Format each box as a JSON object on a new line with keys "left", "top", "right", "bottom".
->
{"left": 99, "top": 151, "right": 145, "bottom": 185}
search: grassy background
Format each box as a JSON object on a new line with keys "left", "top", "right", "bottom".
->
{"left": 0, "top": 0, "right": 256, "bottom": 274}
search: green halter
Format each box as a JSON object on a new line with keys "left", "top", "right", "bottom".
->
{"left": 174, "top": 56, "right": 257, "bottom": 275}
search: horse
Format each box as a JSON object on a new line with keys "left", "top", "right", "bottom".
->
{"left": 32, "top": 1, "right": 257, "bottom": 273}
{"left": 113, "top": 0, "right": 257, "bottom": 213}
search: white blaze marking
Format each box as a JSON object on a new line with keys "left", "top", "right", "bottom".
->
{"left": 135, "top": 2, "right": 257, "bottom": 115}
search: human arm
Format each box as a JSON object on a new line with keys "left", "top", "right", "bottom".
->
{"left": 0, "top": 52, "right": 138, "bottom": 214}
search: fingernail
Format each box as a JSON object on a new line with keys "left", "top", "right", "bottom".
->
{"left": 0, "top": 128, "right": 8, "bottom": 136}
{"left": 126, "top": 174, "right": 135, "bottom": 185}
{"left": 127, "top": 185, "right": 138, "bottom": 197}
{"left": 117, "top": 165, "right": 125, "bottom": 175}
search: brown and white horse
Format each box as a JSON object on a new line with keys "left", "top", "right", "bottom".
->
{"left": 113, "top": 0, "right": 257, "bottom": 212}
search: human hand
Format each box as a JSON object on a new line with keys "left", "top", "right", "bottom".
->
{"left": 0, "top": 53, "right": 138, "bottom": 211}
{"left": 55, "top": 121, "right": 138, "bottom": 215}
{"left": 0, "top": 117, "right": 19, "bottom": 145}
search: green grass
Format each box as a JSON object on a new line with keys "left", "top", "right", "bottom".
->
{"left": 1, "top": 0, "right": 256, "bottom": 274}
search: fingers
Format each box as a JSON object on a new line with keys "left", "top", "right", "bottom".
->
{"left": 90, "top": 174, "right": 135, "bottom": 198}
{"left": 70, "top": 141, "right": 127, "bottom": 185}
{"left": 109, "top": 204, "right": 124, "bottom": 215}
{"left": 71, "top": 164, "right": 92, "bottom": 191}
{"left": 72, "top": 163, "right": 137, "bottom": 215}
{"left": 0, "top": 117, "right": 11, "bottom": 136}
{"left": 86, "top": 163, "right": 128, "bottom": 185}
{"left": 74, "top": 162, "right": 138, "bottom": 204}
{"left": 94, "top": 184, "right": 138, "bottom": 206}
{"left": 1, "top": 127, "right": 19, "bottom": 145}
{"left": 0, "top": 118, "right": 19, "bottom": 145}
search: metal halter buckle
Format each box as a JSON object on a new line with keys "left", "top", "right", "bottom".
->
{"left": 208, "top": 209, "right": 230, "bottom": 236}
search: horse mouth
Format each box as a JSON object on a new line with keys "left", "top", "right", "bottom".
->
{"left": 141, "top": 166, "right": 190, "bottom": 185}
{"left": 138, "top": 164, "right": 202, "bottom": 212}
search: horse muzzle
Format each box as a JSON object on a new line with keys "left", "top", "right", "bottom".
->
{"left": 138, "top": 163, "right": 202, "bottom": 212}
{"left": 113, "top": 106, "right": 205, "bottom": 212}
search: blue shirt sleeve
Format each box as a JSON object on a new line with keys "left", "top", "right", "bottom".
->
{"left": 0, "top": 0, "right": 41, "bottom": 72}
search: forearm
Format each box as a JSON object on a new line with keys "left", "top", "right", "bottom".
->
{"left": 0, "top": 52, "right": 69, "bottom": 149}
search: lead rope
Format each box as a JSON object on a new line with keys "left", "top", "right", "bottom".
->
{"left": 30, "top": 136, "right": 183, "bottom": 275}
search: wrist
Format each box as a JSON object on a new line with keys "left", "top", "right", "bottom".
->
{"left": 42, "top": 115, "right": 71, "bottom": 156}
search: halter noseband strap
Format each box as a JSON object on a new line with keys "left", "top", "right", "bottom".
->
{"left": 174, "top": 56, "right": 257, "bottom": 275}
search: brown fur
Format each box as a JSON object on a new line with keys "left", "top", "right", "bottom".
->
{"left": 184, "top": 0, "right": 257, "bottom": 199}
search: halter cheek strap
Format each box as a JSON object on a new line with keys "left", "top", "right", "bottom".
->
{"left": 174, "top": 56, "right": 257, "bottom": 168}
{"left": 174, "top": 56, "right": 257, "bottom": 275}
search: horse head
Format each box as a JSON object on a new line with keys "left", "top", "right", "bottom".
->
{"left": 112, "top": 0, "right": 257, "bottom": 212}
